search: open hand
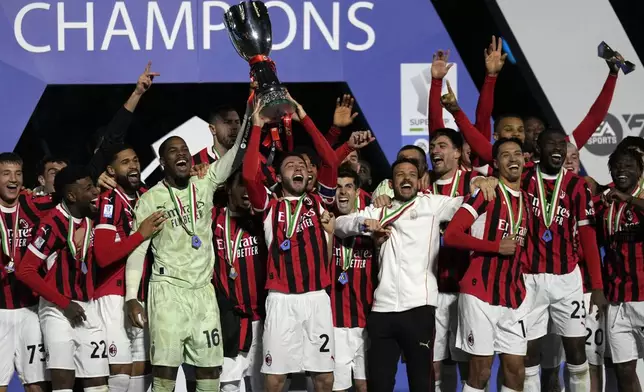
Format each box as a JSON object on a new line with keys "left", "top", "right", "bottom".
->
{"left": 333, "top": 95, "right": 359, "bottom": 127}
{"left": 64, "top": 301, "right": 87, "bottom": 327}
{"left": 431, "top": 50, "right": 454, "bottom": 79}
{"left": 137, "top": 211, "right": 166, "bottom": 239}
{"left": 97, "top": 172, "right": 117, "bottom": 191}
{"left": 348, "top": 130, "right": 375, "bottom": 150}
{"left": 484, "top": 36, "right": 508, "bottom": 75}
{"left": 190, "top": 163, "right": 209, "bottom": 179}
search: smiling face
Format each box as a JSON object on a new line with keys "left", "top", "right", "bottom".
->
{"left": 108, "top": 148, "right": 141, "bottom": 191}
{"left": 278, "top": 155, "right": 309, "bottom": 196}
{"left": 564, "top": 143, "right": 580, "bottom": 175}
{"left": 0, "top": 161, "right": 23, "bottom": 206}
{"left": 495, "top": 117, "right": 525, "bottom": 142}
{"left": 392, "top": 161, "right": 419, "bottom": 201}
{"left": 537, "top": 131, "right": 567, "bottom": 173}
{"left": 336, "top": 176, "right": 358, "bottom": 215}
{"left": 495, "top": 141, "right": 524, "bottom": 183}
{"left": 430, "top": 135, "right": 461, "bottom": 176}
{"left": 610, "top": 152, "right": 642, "bottom": 193}
{"left": 68, "top": 177, "right": 100, "bottom": 218}
{"left": 160, "top": 137, "right": 192, "bottom": 180}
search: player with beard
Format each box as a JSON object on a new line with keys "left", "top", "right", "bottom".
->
{"left": 335, "top": 157, "right": 463, "bottom": 392}
{"left": 473, "top": 129, "right": 607, "bottom": 392}
{"left": 443, "top": 57, "right": 619, "bottom": 170}
{"left": 17, "top": 166, "right": 109, "bottom": 392}
{"left": 428, "top": 129, "right": 474, "bottom": 391}
{"left": 124, "top": 128, "right": 243, "bottom": 392}
{"left": 211, "top": 170, "right": 267, "bottom": 392}
{"left": 329, "top": 166, "right": 378, "bottom": 392}
{"left": 372, "top": 145, "right": 430, "bottom": 198}
{"left": 243, "top": 101, "right": 337, "bottom": 392}
{"left": 444, "top": 138, "right": 532, "bottom": 392}
{"left": 597, "top": 147, "right": 644, "bottom": 392}
{"left": 0, "top": 153, "right": 56, "bottom": 392}
{"left": 92, "top": 145, "right": 166, "bottom": 392}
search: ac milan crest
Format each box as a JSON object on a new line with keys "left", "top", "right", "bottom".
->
{"left": 265, "top": 353, "right": 272, "bottom": 366}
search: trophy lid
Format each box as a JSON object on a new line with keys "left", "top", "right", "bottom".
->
{"left": 224, "top": 1, "right": 273, "bottom": 61}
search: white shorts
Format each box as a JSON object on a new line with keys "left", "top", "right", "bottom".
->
{"left": 540, "top": 293, "right": 606, "bottom": 367}
{"left": 39, "top": 298, "right": 110, "bottom": 378}
{"left": 95, "top": 295, "right": 131, "bottom": 365}
{"left": 607, "top": 301, "right": 644, "bottom": 364}
{"left": 220, "top": 320, "right": 264, "bottom": 385}
{"left": 524, "top": 266, "right": 586, "bottom": 340}
{"left": 455, "top": 294, "right": 529, "bottom": 356}
{"left": 0, "top": 307, "right": 48, "bottom": 386}
{"left": 332, "top": 327, "right": 367, "bottom": 391}
{"left": 261, "top": 290, "right": 335, "bottom": 374}
{"left": 434, "top": 293, "right": 468, "bottom": 362}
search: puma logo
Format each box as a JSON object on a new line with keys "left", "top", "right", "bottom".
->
{"left": 419, "top": 341, "right": 431, "bottom": 349}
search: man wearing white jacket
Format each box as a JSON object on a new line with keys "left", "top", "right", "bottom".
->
{"left": 334, "top": 157, "right": 463, "bottom": 392}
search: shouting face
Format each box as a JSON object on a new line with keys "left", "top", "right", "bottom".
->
{"left": 538, "top": 132, "right": 567, "bottom": 173}
{"left": 430, "top": 135, "right": 461, "bottom": 176}
{"left": 279, "top": 155, "right": 309, "bottom": 196}
{"left": 495, "top": 141, "right": 524, "bottom": 183}
{"left": 336, "top": 176, "right": 358, "bottom": 215}
{"left": 68, "top": 177, "right": 100, "bottom": 218}
{"left": 160, "top": 137, "right": 192, "bottom": 180}
{"left": 392, "top": 162, "right": 419, "bottom": 202}
{"left": 108, "top": 148, "right": 141, "bottom": 191}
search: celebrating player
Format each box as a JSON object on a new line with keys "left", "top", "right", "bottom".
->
{"left": 330, "top": 165, "right": 378, "bottom": 392}
{"left": 18, "top": 166, "right": 109, "bottom": 392}
{"left": 212, "top": 170, "right": 267, "bottom": 392}
{"left": 600, "top": 147, "right": 644, "bottom": 392}
{"left": 0, "top": 153, "right": 55, "bottom": 392}
{"left": 335, "top": 157, "right": 463, "bottom": 392}
{"left": 243, "top": 99, "right": 336, "bottom": 392}
{"left": 444, "top": 138, "right": 531, "bottom": 392}
{"left": 124, "top": 126, "right": 243, "bottom": 392}
{"left": 93, "top": 145, "right": 166, "bottom": 392}
{"left": 427, "top": 129, "right": 474, "bottom": 391}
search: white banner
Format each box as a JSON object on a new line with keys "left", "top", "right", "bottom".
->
{"left": 496, "top": 0, "right": 644, "bottom": 184}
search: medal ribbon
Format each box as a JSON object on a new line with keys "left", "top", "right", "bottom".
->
{"left": 224, "top": 209, "right": 245, "bottom": 268}
{"left": 340, "top": 237, "right": 356, "bottom": 271}
{"left": 212, "top": 146, "right": 221, "bottom": 161}
{"left": 62, "top": 203, "right": 92, "bottom": 262}
{"left": 379, "top": 197, "right": 417, "bottom": 227}
{"left": 284, "top": 196, "right": 306, "bottom": 238}
{"left": 535, "top": 167, "right": 564, "bottom": 228}
{"left": 166, "top": 182, "right": 198, "bottom": 236}
{"left": 0, "top": 205, "right": 20, "bottom": 261}
{"left": 607, "top": 184, "right": 643, "bottom": 236}
{"left": 355, "top": 194, "right": 361, "bottom": 211}
{"left": 433, "top": 170, "right": 461, "bottom": 197}
{"left": 498, "top": 183, "right": 523, "bottom": 235}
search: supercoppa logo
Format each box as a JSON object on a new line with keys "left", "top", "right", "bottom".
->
{"left": 586, "top": 113, "right": 644, "bottom": 156}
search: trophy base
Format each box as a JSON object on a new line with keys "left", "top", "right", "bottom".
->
{"left": 258, "top": 88, "right": 294, "bottom": 121}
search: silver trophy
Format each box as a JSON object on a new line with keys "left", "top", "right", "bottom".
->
{"left": 224, "top": 1, "right": 293, "bottom": 121}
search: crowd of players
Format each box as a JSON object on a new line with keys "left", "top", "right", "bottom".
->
{"left": 0, "top": 36, "right": 643, "bottom": 392}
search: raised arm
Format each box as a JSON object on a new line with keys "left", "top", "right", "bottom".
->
{"left": 87, "top": 62, "right": 158, "bottom": 180}
{"left": 428, "top": 50, "right": 452, "bottom": 133}
{"left": 327, "top": 94, "right": 359, "bottom": 145}
{"left": 568, "top": 67, "right": 618, "bottom": 149}
{"left": 241, "top": 109, "right": 269, "bottom": 211}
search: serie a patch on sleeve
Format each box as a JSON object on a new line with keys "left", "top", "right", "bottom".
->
{"left": 103, "top": 204, "right": 114, "bottom": 218}
{"left": 34, "top": 236, "right": 45, "bottom": 250}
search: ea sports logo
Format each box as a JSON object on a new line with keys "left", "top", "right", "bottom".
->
{"left": 586, "top": 113, "right": 622, "bottom": 156}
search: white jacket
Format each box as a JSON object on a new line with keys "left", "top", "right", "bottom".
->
{"left": 335, "top": 193, "right": 463, "bottom": 312}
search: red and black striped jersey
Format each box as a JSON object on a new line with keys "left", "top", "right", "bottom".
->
{"left": 212, "top": 208, "right": 267, "bottom": 352}
{"left": 597, "top": 199, "right": 644, "bottom": 302}
{"left": 521, "top": 167, "right": 595, "bottom": 275}
{"left": 330, "top": 234, "right": 378, "bottom": 328}
{"left": 19, "top": 205, "right": 95, "bottom": 307}
{"left": 431, "top": 169, "right": 475, "bottom": 293}
{"left": 456, "top": 187, "right": 528, "bottom": 308}
{"left": 0, "top": 192, "right": 55, "bottom": 309}
{"left": 93, "top": 186, "right": 151, "bottom": 301}
{"left": 262, "top": 193, "right": 331, "bottom": 294}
